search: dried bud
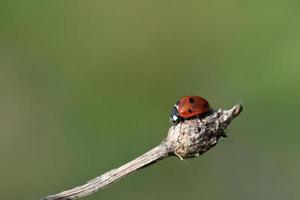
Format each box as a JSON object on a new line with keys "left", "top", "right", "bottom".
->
{"left": 165, "top": 104, "right": 243, "bottom": 158}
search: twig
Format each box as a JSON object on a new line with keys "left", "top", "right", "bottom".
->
{"left": 42, "top": 103, "right": 243, "bottom": 200}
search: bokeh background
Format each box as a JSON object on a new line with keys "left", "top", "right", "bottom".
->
{"left": 1, "top": 1, "right": 299, "bottom": 200}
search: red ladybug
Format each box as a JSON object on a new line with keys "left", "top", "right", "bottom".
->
{"left": 170, "top": 95, "right": 212, "bottom": 124}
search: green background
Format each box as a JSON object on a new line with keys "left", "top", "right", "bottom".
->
{"left": 1, "top": 1, "right": 299, "bottom": 200}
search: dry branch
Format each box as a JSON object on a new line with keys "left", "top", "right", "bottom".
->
{"left": 42, "top": 103, "right": 242, "bottom": 200}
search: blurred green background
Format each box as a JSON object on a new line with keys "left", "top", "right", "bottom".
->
{"left": 1, "top": 1, "right": 299, "bottom": 200}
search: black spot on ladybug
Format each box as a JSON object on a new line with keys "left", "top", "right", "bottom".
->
{"left": 189, "top": 97, "right": 194, "bottom": 103}
{"left": 203, "top": 103, "right": 208, "bottom": 108}
{"left": 188, "top": 109, "right": 193, "bottom": 113}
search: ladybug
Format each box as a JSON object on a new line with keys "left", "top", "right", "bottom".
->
{"left": 170, "top": 95, "right": 212, "bottom": 124}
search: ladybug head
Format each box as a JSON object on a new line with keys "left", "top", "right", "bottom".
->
{"left": 170, "top": 105, "right": 183, "bottom": 124}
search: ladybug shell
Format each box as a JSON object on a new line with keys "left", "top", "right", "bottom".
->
{"left": 176, "top": 96, "right": 211, "bottom": 119}
{"left": 170, "top": 96, "right": 211, "bottom": 124}
{"left": 170, "top": 95, "right": 211, "bottom": 124}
